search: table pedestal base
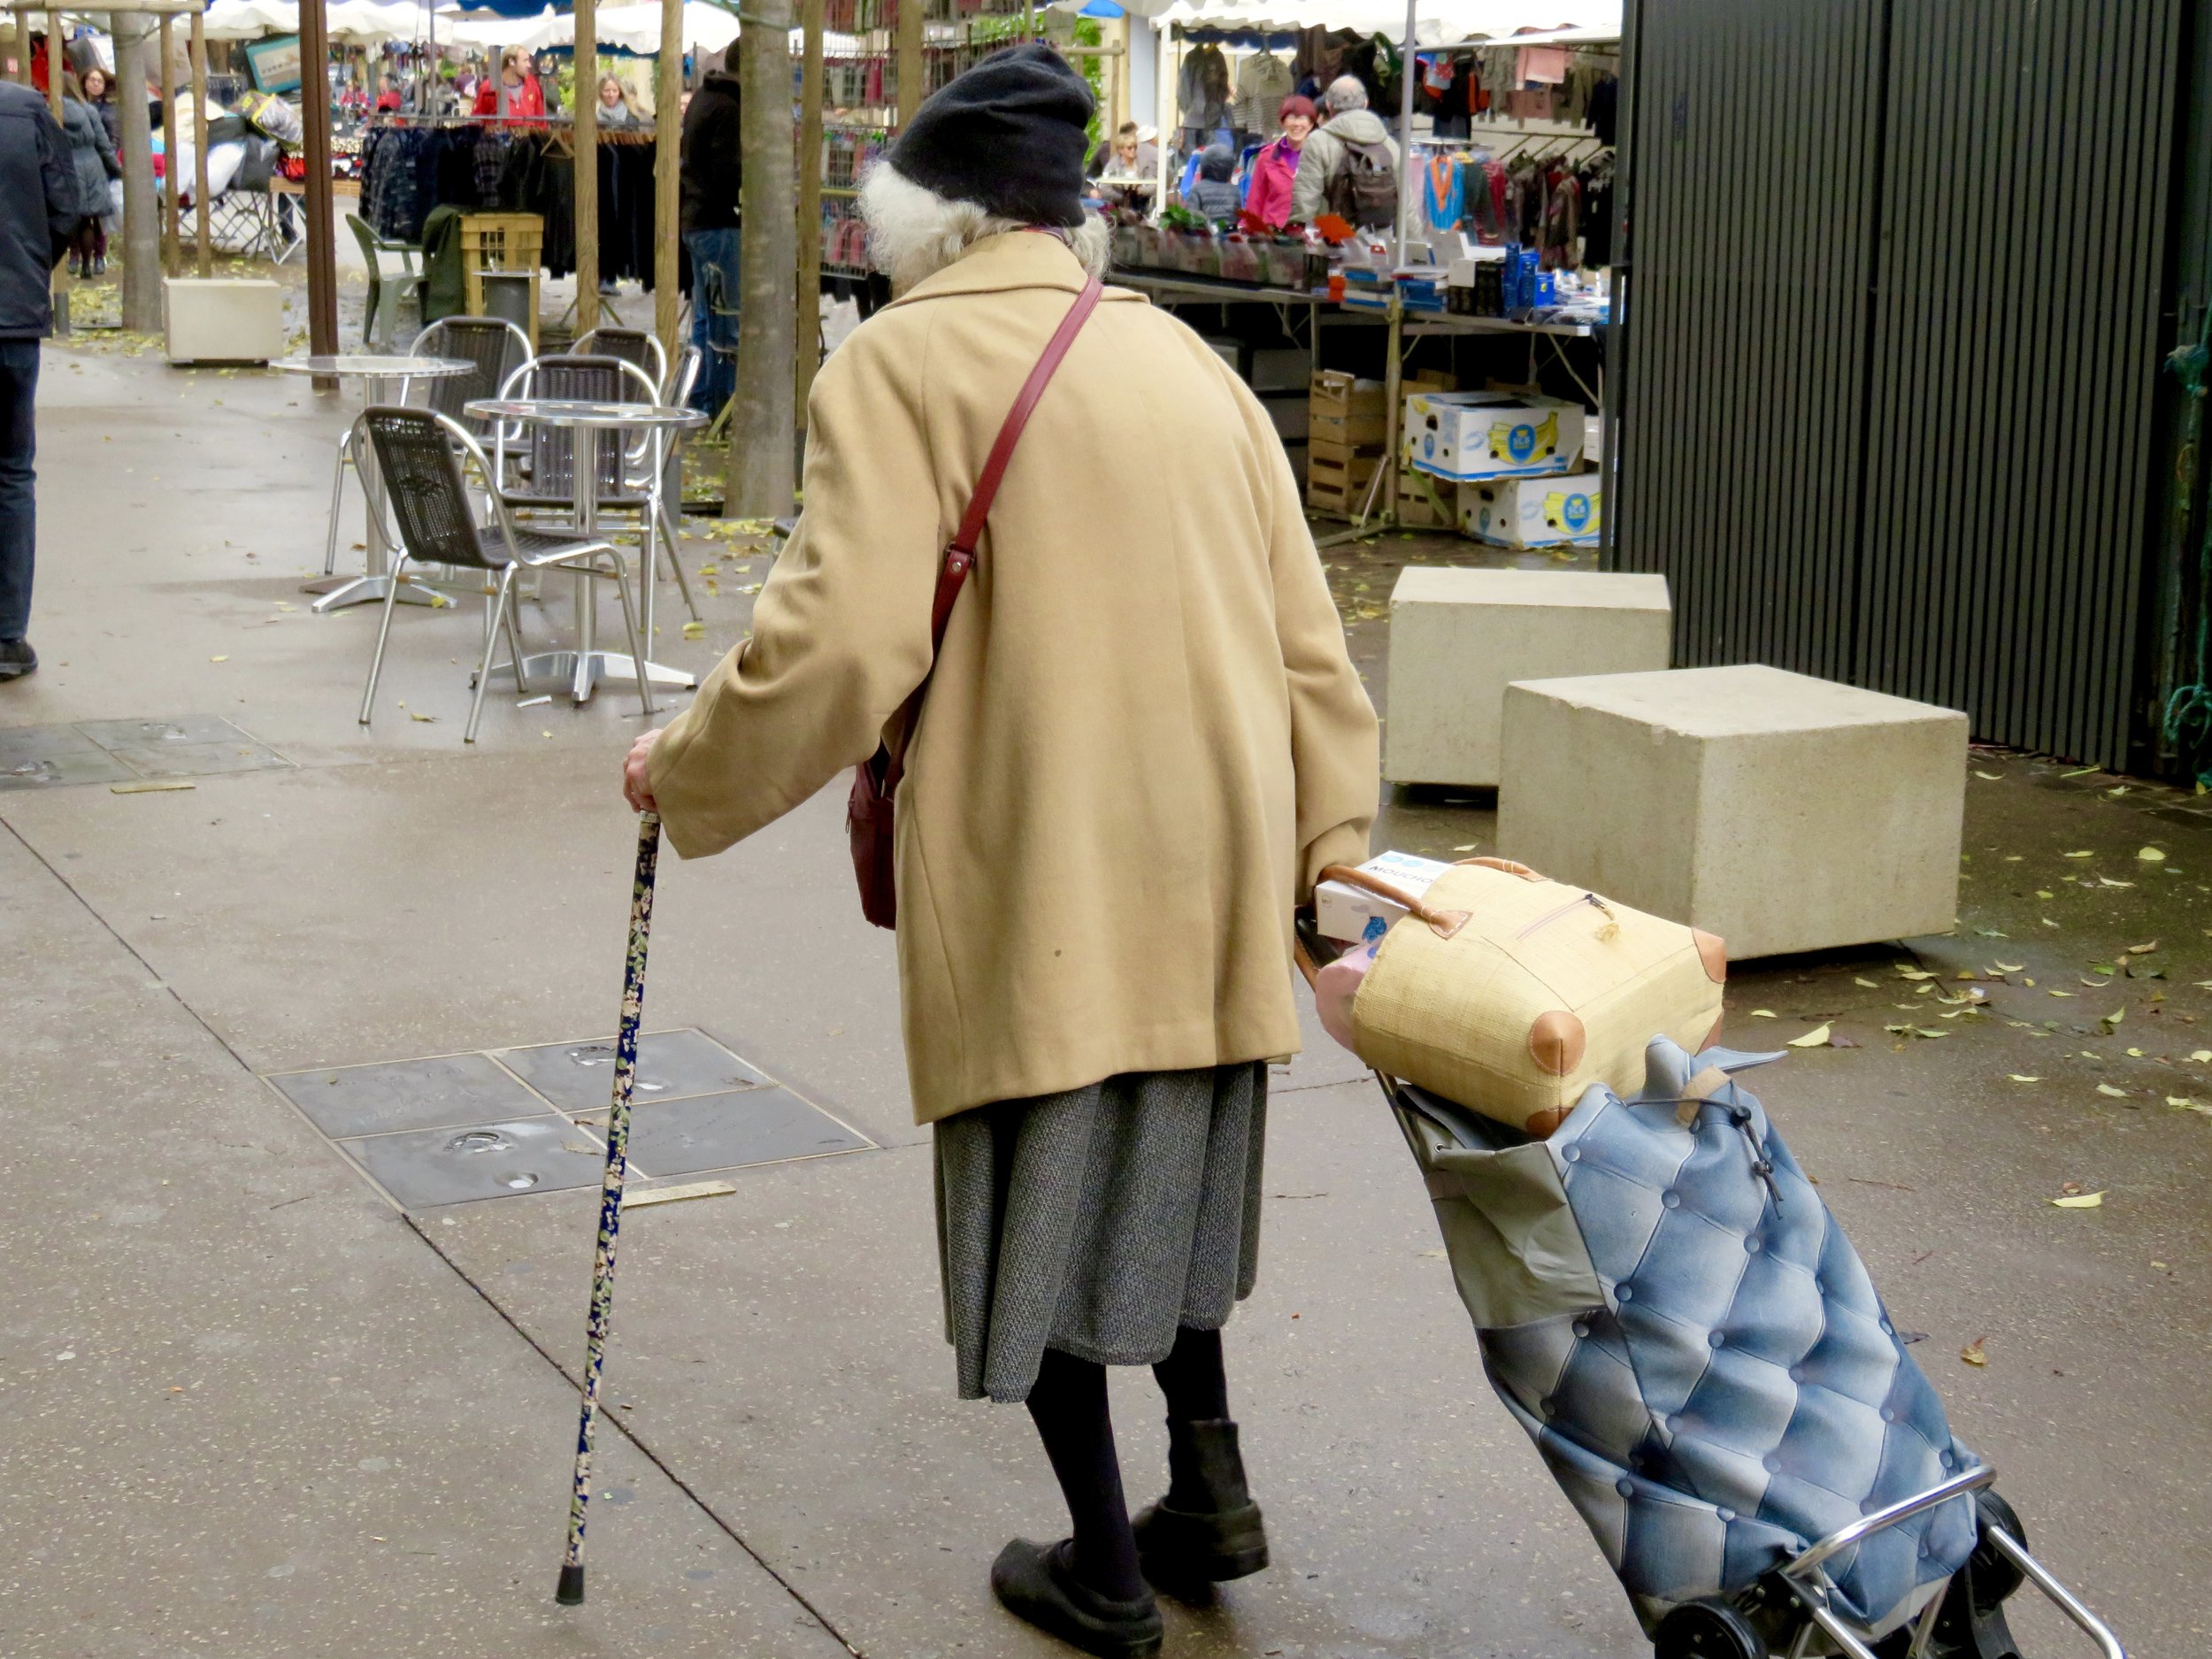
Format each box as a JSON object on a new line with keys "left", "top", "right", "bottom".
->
{"left": 496, "top": 650, "right": 697, "bottom": 705}
{"left": 306, "top": 573, "right": 451, "bottom": 614}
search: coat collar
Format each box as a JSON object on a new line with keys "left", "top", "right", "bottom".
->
{"left": 885, "top": 230, "right": 1143, "bottom": 309}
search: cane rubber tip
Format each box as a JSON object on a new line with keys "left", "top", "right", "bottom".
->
{"left": 556, "top": 1563, "right": 586, "bottom": 1605}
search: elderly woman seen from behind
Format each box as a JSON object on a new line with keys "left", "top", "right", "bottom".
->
{"left": 621, "top": 42, "right": 1376, "bottom": 1659}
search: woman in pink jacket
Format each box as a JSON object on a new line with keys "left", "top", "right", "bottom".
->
{"left": 1245, "top": 95, "right": 1315, "bottom": 228}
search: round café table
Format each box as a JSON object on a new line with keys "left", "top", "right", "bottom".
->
{"left": 465, "top": 396, "right": 709, "bottom": 705}
{"left": 273, "top": 354, "right": 474, "bottom": 614}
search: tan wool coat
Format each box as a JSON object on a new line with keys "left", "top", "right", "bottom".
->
{"left": 649, "top": 230, "right": 1379, "bottom": 1125}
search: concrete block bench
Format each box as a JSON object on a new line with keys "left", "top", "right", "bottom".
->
{"left": 1496, "top": 664, "right": 1968, "bottom": 959}
{"left": 1384, "top": 568, "right": 1672, "bottom": 787}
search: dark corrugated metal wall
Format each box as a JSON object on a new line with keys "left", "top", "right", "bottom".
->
{"left": 1613, "top": 0, "right": 2185, "bottom": 766}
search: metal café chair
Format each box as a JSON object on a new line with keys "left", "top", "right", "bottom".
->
{"left": 641, "top": 343, "right": 703, "bottom": 621}
{"left": 574, "top": 326, "right": 669, "bottom": 401}
{"left": 352, "top": 406, "right": 652, "bottom": 744}
{"left": 321, "top": 316, "right": 534, "bottom": 580}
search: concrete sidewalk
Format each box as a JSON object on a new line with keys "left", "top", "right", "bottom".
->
{"left": 2, "top": 344, "right": 2206, "bottom": 1658}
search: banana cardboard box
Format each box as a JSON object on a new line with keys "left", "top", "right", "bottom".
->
{"left": 1402, "top": 390, "right": 1586, "bottom": 482}
{"left": 1458, "top": 471, "right": 1603, "bottom": 548}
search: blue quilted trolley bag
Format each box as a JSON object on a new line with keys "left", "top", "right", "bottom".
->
{"left": 1290, "top": 901, "right": 2134, "bottom": 1659}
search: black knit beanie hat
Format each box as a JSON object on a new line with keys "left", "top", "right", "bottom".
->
{"left": 883, "top": 43, "right": 1094, "bottom": 228}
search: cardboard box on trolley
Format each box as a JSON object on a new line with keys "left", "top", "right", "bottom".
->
{"left": 1403, "top": 390, "right": 1585, "bottom": 482}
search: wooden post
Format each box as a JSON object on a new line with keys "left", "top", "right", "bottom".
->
{"left": 112, "top": 12, "right": 160, "bottom": 331}
{"left": 189, "top": 4, "right": 209, "bottom": 277}
{"left": 573, "top": 9, "right": 598, "bottom": 336}
{"left": 895, "top": 0, "right": 921, "bottom": 127}
{"left": 10, "top": 10, "right": 28, "bottom": 83}
{"left": 158, "top": 12, "right": 177, "bottom": 276}
{"left": 726, "top": 0, "right": 795, "bottom": 517}
{"left": 298, "top": 0, "right": 338, "bottom": 357}
{"left": 653, "top": 0, "right": 680, "bottom": 363}
{"left": 795, "top": 0, "right": 823, "bottom": 426}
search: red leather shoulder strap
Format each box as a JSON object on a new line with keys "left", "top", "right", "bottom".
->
{"left": 948, "top": 273, "right": 1105, "bottom": 561}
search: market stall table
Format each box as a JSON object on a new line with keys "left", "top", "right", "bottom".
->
{"left": 273, "top": 354, "right": 475, "bottom": 613}
{"left": 464, "top": 397, "right": 708, "bottom": 706}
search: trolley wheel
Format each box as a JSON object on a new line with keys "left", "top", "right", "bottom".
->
{"left": 1969, "top": 1489, "right": 2028, "bottom": 1611}
{"left": 1653, "top": 1598, "right": 1769, "bottom": 1659}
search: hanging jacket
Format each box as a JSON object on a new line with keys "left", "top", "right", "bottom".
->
{"left": 1247, "top": 135, "right": 1302, "bottom": 229}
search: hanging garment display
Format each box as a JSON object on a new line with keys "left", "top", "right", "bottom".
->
{"left": 1233, "top": 50, "right": 1294, "bottom": 142}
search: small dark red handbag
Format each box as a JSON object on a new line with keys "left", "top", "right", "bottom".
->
{"left": 847, "top": 272, "right": 1104, "bottom": 929}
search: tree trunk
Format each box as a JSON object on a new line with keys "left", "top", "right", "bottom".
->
{"left": 725, "top": 0, "right": 795, "bottom": 519}
{"left": 111, "top": 13, "right": 159, "bottom": 332}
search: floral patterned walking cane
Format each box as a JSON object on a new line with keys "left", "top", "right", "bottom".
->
{"left": 556, "top": 810, "right": 661, "bottom": 1607}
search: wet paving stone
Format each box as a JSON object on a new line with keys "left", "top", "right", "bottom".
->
{"left": 495, "top": 1028, "right": 772, "bottom": 1113}
{"left": 0, "top": 715, "right": 289, "bottom": 789}
{"left": 618, "top": 1089, "right": 871, "bottom": 1178}
{"left": 270, "top": 1052, "right": 557, "bottom": 1139}
{"left": 342, "top": 1118, "right": 609, "bottom": 1210}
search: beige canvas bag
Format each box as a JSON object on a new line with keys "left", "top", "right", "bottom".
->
{"left": 1318, "top": 857, "right": 1728, "bottom": 1136}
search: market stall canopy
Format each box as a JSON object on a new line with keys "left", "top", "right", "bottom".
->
{"left": 442, "top": 0, "right": 740, "bottom": 51}
{"left": 1140, "top": 0, "right": 1618, "bottom": 42}
{"left": 201, "top": 0, "right": 303, "bottom": 40}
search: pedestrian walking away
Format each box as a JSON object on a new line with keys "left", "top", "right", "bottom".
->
{"left": 620, "top": 42, "right": 1379, "bottom": 1658}
{"left": 679, "top": 48, "right": 743, "bottom": 415}
{"left": 0, "top": 77, "right": 79, "bottom": 680}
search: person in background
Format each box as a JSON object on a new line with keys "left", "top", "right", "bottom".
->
{"left": 472, "top": 49, "right": 543, "bottom": 125}
{"left": 1181, "top": 141, "right": 1239, "bottom": 222}
{"left": 679, "top": 44, "right": 742, "bottom": 413}
{"left": 625, "top": 43, "right": 1378, "bottom": 1659}
{"left": 58, "top": 71, "right": 118, "bottom": 277}
{"left": 79, "top": 65, "right": 122, "bottom": 253}
{"left": 1244, "top": 94, "right": 1312, "bottom": 229}
{"left": 1091, "top": 120, "right": 1159, "bottom": 214}
{"left": 595, "top": 73, "right": 643, "bottom": 130}
{"left": 0, "top": 75, "right": 78, "bottom": 680}
{"left": 374, "top": 73, "right": 402, "bottom": 113}
{"left": 536, "top": 52, "right": 564, "bottom": 114}
{"left": 1289, "top": 74, "right": 1400, "bottom": 229}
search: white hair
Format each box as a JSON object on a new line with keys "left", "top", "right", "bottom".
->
{"left": 858, "top": 162, "right": 1110, "bottom": 290}
{"left": 1324, "top": 74, "right": 1368, "bottom": 113}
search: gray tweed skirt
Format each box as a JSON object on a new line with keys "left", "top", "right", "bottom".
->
{"left": 933, "top": 1062, "right": 1268, "bottom": 1403}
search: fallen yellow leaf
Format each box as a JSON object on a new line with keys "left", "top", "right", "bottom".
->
{"left": 1896, "top": 968, "right": 1936, "bottom": 981}
{"left": 2139, "top": 848, "right": 2167, "bottom": 863}
{"left": 1749, "top": 1009, "right": 1778, "bottom": 1019}
{"left": 1786, "top": 1025, "right": 1832, "bottom": 1048}
{"left": 2007, "top": 1074, "right": 2041, "bottom": 1083}
{"left": 1960, "top": 1339, "right": 1987, "bottom": 1367}
{"left": 209, "top": 654, "right": 229, "bottom": 663}
{"left": 2051, "top": 1191, "right": 2105, "bottom": 1209}
{"left": 1854, "top": 976, "right": 1879, "bottom": 988}
{"left": 2061, "top": 850, "right": 2094, "bottom": 858}
{"left": 682, "top": 620, "right": 705, "bottom": 639}
{"left": 2096, "top": 1084, "right": 2129, "bottom": 1098}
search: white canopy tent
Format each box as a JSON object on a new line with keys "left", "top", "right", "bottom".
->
{"left": 1130, "top": 0, "right": 1617, "bottom": 40}
{"left": 441, "top": 0, "right": 736, "bottom": 54}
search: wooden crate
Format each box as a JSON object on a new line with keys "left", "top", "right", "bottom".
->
{"left": 1397, "top": 466, "right": 1456, "bottom": 530}
{"left": 460, "top": 212, "right": 545, "bottom": 348}
{"left": 1307, "top": 440, "right": 1386, "bottom": 517}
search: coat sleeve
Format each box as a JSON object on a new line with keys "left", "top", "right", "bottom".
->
{"left": 1289, "top": 132, "right": 1328, "bottom": 224}
{"left": 1225, "top": 360, "right": 1379, "bottom": 897}
{"left": 646, "top": 318, "right": 944, "bottom": 861}
{"left": 38, "top": 111, "right": 74, "bottom": 260}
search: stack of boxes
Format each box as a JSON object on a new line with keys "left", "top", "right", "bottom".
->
{"left": 1401, "top": 388, "right": 1602, "bottom": 549}
{"left": 1305, "top": 371, "right": 1389, "bottom": 518}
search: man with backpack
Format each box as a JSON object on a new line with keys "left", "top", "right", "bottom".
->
{"left": 1289, "top": 75, "right": 1400, "bottom": 230}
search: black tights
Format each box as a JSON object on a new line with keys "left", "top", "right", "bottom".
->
{"left": 1023, "top": 1326, "right": 1230, "bottom": 1601}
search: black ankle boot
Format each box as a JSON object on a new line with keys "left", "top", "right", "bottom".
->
{"left": 991, "top": 1538, "right": 1164, "bottom": 1658}
{"left": 1132, "top": 1417, "right": 1270, "bottom": 1586}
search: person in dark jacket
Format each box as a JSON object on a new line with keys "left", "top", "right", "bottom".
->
{"left": 1183, "top": 142, "right": 1239, "bottom": 221}
{"left": 680, "top": 49, "right": 742, "bottom": 413}
{"left": 0, "top": 80, "right": 79, "bottom": 680}
{"left": 59, "top": 72, "right": 119, "bottom": 275}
